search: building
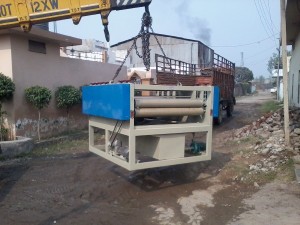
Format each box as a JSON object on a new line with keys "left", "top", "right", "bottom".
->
{"left": 0, "top": 28, "right": 126, "bottom": 139}
{"left": 271, "top": 57, "right": 291, "bottom": 100}
{"left": 61, "top": 39, "right": 130, "bottom": 66}
{"left": 286, "top": 0, "right": 300, "bottom": 107}
{"left": 111, "top": 33, "right": 215, "bottom": 70}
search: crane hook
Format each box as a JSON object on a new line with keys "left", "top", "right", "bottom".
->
{"left": 104, "top": 25, "right": 110, "bottom": 42}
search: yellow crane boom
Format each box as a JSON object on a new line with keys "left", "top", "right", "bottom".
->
{"left": 0, "top": 0, "right": 152, "bottom": 41}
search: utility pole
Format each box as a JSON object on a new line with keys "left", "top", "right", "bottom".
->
{"left": 277, "top": 44, "right": 280, "bottom": 101}
{"left": 240, "top": 52, "right": 244, "bottom": 67}
{"left": 52, "top": 22, "right": 57, "bottom": 33}
{"left": 280, "top": 0, "right": 290, "bottom": 146}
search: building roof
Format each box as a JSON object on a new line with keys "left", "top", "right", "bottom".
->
{"left": 0, "top": 27, "right": 82, "bottom": 47}
{"left": 111, "top": 32, "right": 208, "bottom": 48}
{"left": 286, "top": 0, "right": 300, "bottom": 45}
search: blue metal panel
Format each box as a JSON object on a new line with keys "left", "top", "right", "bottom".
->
{"left": 213, "top": 86, "right": 220, "bottom": 118}
{"left": 82, "top": 84, "right": 131, "bottom": 121}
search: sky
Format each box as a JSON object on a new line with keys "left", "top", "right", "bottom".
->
{"left": 52, "top": 0, "right": 281, "bottom": 78}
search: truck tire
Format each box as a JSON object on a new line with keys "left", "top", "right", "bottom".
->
{"left": 215, "top": 104, "right": 223, "bottom": 125}
{"left": 226, "top": 103, "right": 234, "bottom": 117}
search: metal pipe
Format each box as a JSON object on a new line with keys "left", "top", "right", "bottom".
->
{"left": 135, "top": 108, "right": 205, "bottom": 117}
{"left": 135, "top": 99, "right": 204, "bottom": 108}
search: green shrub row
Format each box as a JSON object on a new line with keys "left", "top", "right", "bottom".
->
{"left": 0, "top": 73, "right": 82, "bottom": 141}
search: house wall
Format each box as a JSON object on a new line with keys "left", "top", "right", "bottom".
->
{"left": 289, "top": 33, "right": 300, "bottom": 107}
{"left": 6, "top": 35, "right": 126, "bottom": 139}
{"left": 0, "top": 35, "right": 13, "bottom": 78}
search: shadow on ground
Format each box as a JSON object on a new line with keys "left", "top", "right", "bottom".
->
{"left": 110, "top": 151, "right": 231, "bottom": 192}
{"left": 0, "top": 163, "right": 29, "bottom": 203}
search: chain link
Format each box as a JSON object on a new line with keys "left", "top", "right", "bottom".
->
{"left": 112, "top": 7, "right": 180, "bottom": 85}
{"left": 111, "top": 10, "right": 152, "bottom": 83}
{"left": 111, "top": 34, "right": 141, "bottom": 82}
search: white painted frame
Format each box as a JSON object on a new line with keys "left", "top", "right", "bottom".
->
{"left": 89, "top": 84, "right": 214, "bottom": 171}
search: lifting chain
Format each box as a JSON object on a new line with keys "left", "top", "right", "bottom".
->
{"left": 111, "top": 6, "right": 180, "bottom": 85}
{"left": 111, "top": 6, "right": 152, "bottom": 83}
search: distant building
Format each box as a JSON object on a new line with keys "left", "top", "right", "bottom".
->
{"left": 286, "top": 0, "right": 300, "bottom": 107}
{"left": 111, "top": 33, "right": 215, "bottom": 70}
{"left": 271, "top": 57, "right": 291, "bottom": 101}
{"left": 62, "top": 39, "right": 130, "bottom": 66}
{"left": 264, "top": 78, "right": 272, "bottom": 84}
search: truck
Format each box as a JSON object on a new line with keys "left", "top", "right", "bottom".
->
{"left": 155, "top": 53, "right": 236, "bottom": 125}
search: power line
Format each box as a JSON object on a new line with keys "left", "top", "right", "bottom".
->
{"left": 245, "top": 44, "right": 277, "bottom": 60}
{"left": 259, "top": 0, "right": 278, "bottom": 43}
{"left": 246, "top": 55, "right": 271, "bottom": 66}
{"left": 210, "top": 32, "right": 279, "bottom": 48}
{"left": 258, "top": 0, "right": 276, "bottom": 37}
{"left": 255, "top": 0, "right": 278, "bottom": 44}
{"left": 254, "top": 0, "right": 271, "bottom": 37}
{"left": 266, "top": 0, "right": 279, "bottom": 32}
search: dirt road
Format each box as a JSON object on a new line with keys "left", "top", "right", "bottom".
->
{"left": 0, "top": 91, "right": 299, "bottom": 225}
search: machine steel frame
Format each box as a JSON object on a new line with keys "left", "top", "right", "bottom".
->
{"left": 88, "top": 84, "right": 214, "bottom": 171}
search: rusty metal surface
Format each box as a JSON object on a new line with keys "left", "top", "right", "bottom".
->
{"left": 155, "top": 54, "right": 235, "bottom": 100}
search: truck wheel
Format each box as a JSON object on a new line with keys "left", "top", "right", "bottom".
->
{"left": 233, "top": 97, "right": 236, "bottom": 105}
{"left": 226, "top": 103, "right": 234, "bottom": 117}
{"left": 215, "top": 104, "right": 223, "bottom": 125}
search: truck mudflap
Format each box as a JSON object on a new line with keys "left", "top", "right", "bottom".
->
{"left": 213, "top": 86, "right": 220, "bottom": 119}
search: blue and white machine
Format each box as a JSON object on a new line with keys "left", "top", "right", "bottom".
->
{"left": 82, "top": 83, "right": 214, "bottom": 171}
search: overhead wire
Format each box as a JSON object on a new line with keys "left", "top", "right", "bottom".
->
{"left": 258, "top": 0, "right": 276, "bottom": 38}
{"left": 210, "top": 32, "right": 279, "bottom": 48}
{"left": 244, "top": 45, "right": 277, "bottom": 60}
{"left": 267, "top": 0, "right": 279, "bottom": 32}
{"left": 254, "top": 0, "right": 273, "bottom": 38}
{"left": 256, "top": 0, "right": 280, "bottom": 46}
{"left": 260, "top": 0, "right": 278, "bottom": 44}
{"left": 246, "top": 55, "right": 272, "bottom": 66}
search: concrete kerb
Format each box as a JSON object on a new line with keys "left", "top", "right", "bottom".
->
{"left": 293, "top": 155, "right": 300, "bottom": 184}
{"left": 0, "top": 131, "right": 88, "bottom": 158}
{"left": 34, "top": 131, "right": 88, "bottom": 149}
{"left": 0, "top": 136, "right": 34, "bottom": 158}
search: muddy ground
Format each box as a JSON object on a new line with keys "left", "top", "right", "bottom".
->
{"left": 0, "top": 91, "right": 299, "bottom": 225}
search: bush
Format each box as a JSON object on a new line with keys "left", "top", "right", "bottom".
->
{"left": 55, "top": 85, "right": 81, "bottom": 133}
{"left": 25, "top": 86, "right": 52, "bottom": 141}
{"left": 55, "top": 85, "right": 81, "bottom": 113}
{"left": 0, "top": 73, "right": 15, "bottom": 102}
{"left": 241, "top": 83, "right": 251, "bottom": 95}
{"left": 0, "top": 127, "right": 8, "bottom": 141}
{"left": 25, "top": 86, "right": 52, "bottom": 110}
{"left": 0, "top": 73, "right": 15, "bottom": 141}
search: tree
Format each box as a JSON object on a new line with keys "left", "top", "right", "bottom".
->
{"left": 25, "top": 86, "right": 52, "bottom": 141}
{"left": 55, "top": 85, "right": 81, "bottom": 131}
{"left": 267, "top": 52, "right": 281, "bottom": 74}
{"left": 235, "top": 67, "right": 254, "bottom": 83}
{"left": 0, "top": 73, "right": 15, "bottom": 141}
{"left": 258, "top": 75, "right": 265, "bottom": 84}
{"left": 267, "top": 50, "right": 291, "bottom": 74}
